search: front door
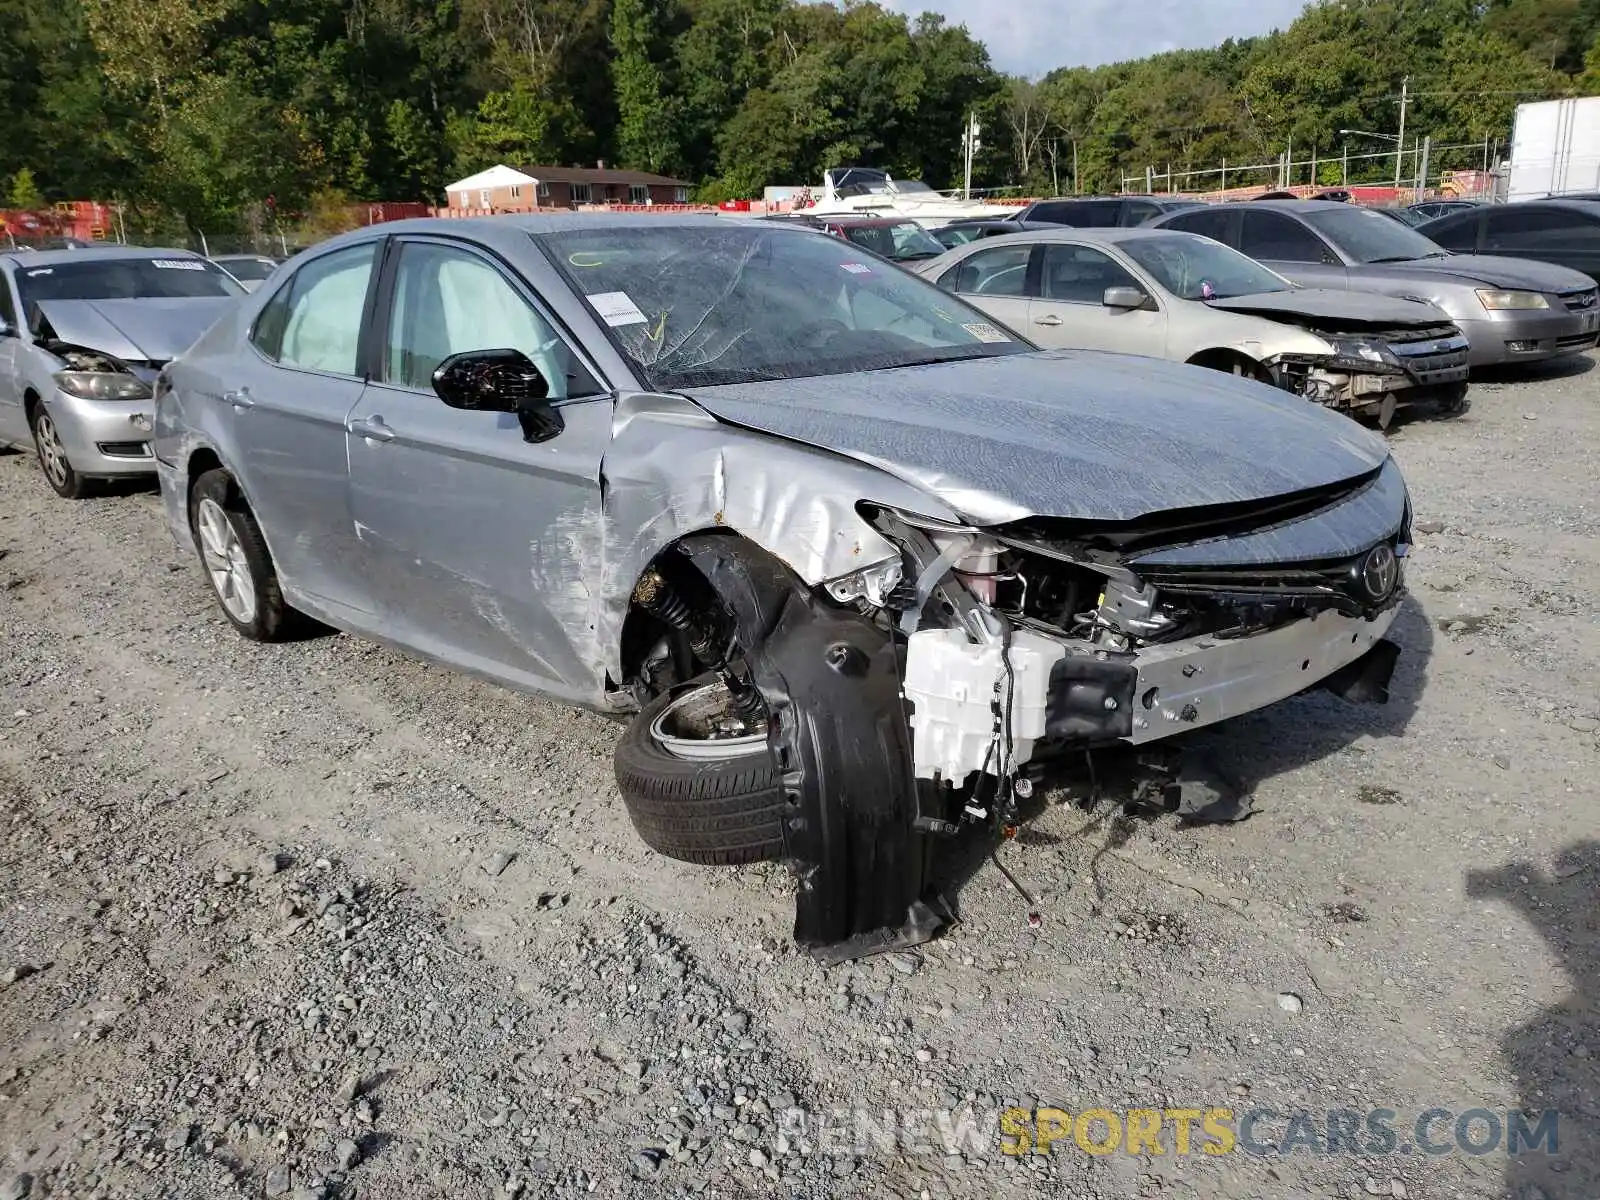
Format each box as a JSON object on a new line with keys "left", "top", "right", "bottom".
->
{"left": 1027, "top": 242, "right": 1166, "bottom": 356}
{"left": 345, "top": 236, "right": 613, "bottom": 701}
{"left": 229, "top": 239, "right": 381, "bottom": 616}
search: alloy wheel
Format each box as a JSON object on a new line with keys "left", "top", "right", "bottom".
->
{"left": 196, "top": 497, "right": 259, "bottom": 624}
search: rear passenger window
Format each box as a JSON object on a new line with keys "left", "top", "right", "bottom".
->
{"left": 0, "top": 275, "right": 16, "bottom": 333}
{"left": 1162, "top": 207, "right": 1234, "bottom": 243}
{"left": 1240, "top": 212, "right": 1334, "bottom": 263}
{"left": 252, "top": 242, "right": 378, "bottom": 375}
{"left": 1027, "top": 201, "right": 1078, "bottom": 224}
{"left": 940, "top": 245, "right": 1033, "bottom": 297}
{"left": 1124, "top": 201, "right": 1162, "bottom": 226}
{"left": 1422, "top": 213, "right": 1480, "bottom": 252}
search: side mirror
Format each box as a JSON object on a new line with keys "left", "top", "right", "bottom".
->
{"left": 431, "top": 348, "right": 563, "bottom": 443}
{"left": 1103, "top": 286, "right": 1149, "bottom": 310}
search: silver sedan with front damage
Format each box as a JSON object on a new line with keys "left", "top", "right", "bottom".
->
{"left": 1151, "top": 200, "right": 1599, "bottom": 368}
{"left": 916, "top": 227, "right": 1469, "bottom": 427}
{"left": 153, "top": 215, "right": 1412, "bottom": 960}
{"left": 0, "top": 246, "right": 242, "bottom": 497}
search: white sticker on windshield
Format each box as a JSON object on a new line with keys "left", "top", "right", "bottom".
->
{"left": 840, "top": 262, "right": 872, "bottom": 275}
{"left": 586, "top": 290, "right": 648, "bottom": 327}
{"left": 963, "top": 322, "right": 1011, "bottom": 343}
{"left": 151, "top": 259, "right": 205, "bottom": 271}
{"left": 24, "top": 268, "right": 52, "bottom": 277}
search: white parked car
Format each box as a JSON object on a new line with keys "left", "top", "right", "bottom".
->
{"left": 916, "top": 227, "right": 1471, "bottom": 426}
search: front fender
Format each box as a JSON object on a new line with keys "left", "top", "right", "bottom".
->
{"left": 597, "top": 391, "right": 959, "bottom": 687}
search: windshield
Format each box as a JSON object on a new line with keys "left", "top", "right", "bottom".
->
{"left": 1302, "top": 207, "right": 1449, "bottom": 263}
{"left": 841, "top": 221, "right": 946, "bottom": 261}
{"left": 219, "top": 257, "right": 276, "bottom": 281}
{"left": 1120, "top": 233, "right": 1293, "bottom": 300}
{"left": 890, "top": 180, "right": 938, "bottom": 195}
{"left": 540, "top": 225, "right": 1029, "bottom": 391}
{"left": 16, "top": 257, "right": 245, "bottom": 309}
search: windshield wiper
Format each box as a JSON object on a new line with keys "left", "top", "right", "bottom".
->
{"left": 1365, "top": 255, "right": 1423, "bottom": 264}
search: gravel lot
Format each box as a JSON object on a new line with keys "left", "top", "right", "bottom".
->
{"left": 2, "top": 363, "right": 1597, "bottom": 1200}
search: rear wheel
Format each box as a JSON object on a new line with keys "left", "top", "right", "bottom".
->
{"left": 614, "top": 676, "right": 787, "bottom": 866}
{"left": 30, "top": 407, "right": 97, "bottom": 499}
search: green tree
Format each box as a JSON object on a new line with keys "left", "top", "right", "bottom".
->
{"left": 7, "top": 168, "right": 44, "bottom": 209}
{"left": 611, "top": 0, "right": 680, "bottom": 173}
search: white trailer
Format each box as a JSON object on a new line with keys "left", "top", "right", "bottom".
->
{"left": 1507, "top": 96, "right": 1600, "bottom": 202}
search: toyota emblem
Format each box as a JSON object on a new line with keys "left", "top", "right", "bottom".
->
{"left": 1360, "top": 544, "right": 1399, "bottom": 601}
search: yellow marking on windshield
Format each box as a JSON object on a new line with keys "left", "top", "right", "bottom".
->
{"left": 568, "top": 252, "right": 607, "bottom": 268}
{"left": 645, "top": 310, "right": 668, "bottom": 343}
{"left": 932, "top": 305, "right": 959, "bottom": 324}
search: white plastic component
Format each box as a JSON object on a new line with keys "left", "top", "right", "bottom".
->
{"left": 901, "top": 628, "right": 1066, "bottom": 784}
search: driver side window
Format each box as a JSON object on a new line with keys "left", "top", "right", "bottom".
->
{"left": 0, "top": 274, "right": 16, "bottom": 333}
{"left": 383, "top": 241, "right": 597, "bottom": 401}
{"left": 1040, "top": 244, "right": 1140, "bottom": 304}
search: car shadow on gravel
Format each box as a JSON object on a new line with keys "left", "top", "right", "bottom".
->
{"left": 1465, "top": 840, "right": 1600, "bottom": 1198}
{"left": 926, "top": 593, "right": 1433, "bottom": 920}
{"left": 1471, "top": 353, "right": 1596, "bottom": 386}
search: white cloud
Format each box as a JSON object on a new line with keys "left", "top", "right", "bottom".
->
{"left": 886, "top": 0, "right": 1310, "bottom": 77}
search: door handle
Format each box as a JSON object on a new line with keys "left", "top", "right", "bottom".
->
{"left": 224, "top": 387, "right": 255, "bottom": 410}
{"left": 1033, "top": 314, "right": 1063, "bottom": 327}
{"left": 348, "top": 415, "right": 395, "bottom": 443}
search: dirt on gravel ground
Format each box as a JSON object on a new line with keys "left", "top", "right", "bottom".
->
{"left": 1, "top": 361, "right": 1597, "bottom": 1200}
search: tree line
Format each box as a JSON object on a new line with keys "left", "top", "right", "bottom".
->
{"left": 1, "top": 0, "right": 1598, "bottom": 238}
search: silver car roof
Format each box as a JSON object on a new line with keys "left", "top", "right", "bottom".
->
{"left": 0, "top": 245, "right": 202, "bottom": 268}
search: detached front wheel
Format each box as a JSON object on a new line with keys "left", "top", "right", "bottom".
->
{"left": 614, "top": 675, "right": 787, "bottom": 866}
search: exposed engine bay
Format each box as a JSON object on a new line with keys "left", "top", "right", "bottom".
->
{"left": 1254, "top": 318, "right": 1470, "bottom": 425}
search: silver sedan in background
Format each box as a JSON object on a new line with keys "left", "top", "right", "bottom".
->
{"left": 1150, "top": 200, "right": 1599, "bottom": 367}
{"left": 0, "top": 246, "right": 242, "bottom": 497}
{"left": 915, "top": 227, "right": 1469, "bottom": 425}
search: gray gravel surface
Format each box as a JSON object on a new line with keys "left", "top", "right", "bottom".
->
{"left": 1, "top": 362, "right": 1597, "bottom": 1199}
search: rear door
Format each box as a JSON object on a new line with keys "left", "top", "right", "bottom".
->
{"left": 0, "top": 267, "right": 24, "bottom": 445}
{"left": 1239, "top": 210, "right": 1347, "bottom": 287}
{"left": 230, "top": 239, "right": 381, "bottom": 615}
{"left": 1027, "top": 242, "right": 1166, "bottom": 354}
{"left": 935, "top": 242, "right": 1037, "bottom": 335}
{"left": 344, "top": 235, "right": 614, "bottom": 698}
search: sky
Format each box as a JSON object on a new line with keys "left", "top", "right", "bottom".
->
{"left": 885, "top": 0, "right": 1311, "bottom": 77}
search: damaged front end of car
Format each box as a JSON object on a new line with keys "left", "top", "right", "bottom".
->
{"left": 622, "top": 447, "right": 1410, "bottom": 965}
{"left": 1261, "top": 323, "right": 1469, "bottom": 427}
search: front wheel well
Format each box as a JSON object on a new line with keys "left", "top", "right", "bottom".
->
{"left": 617, "top": 530, "right": 747, "bottom": 695}
{"left": 22, "top": 389, "right": 41, "bottom": 425}
{"left": 185, "top": 448, "right": 226, "bottom": 497}
{"left": 1187, "top": 348, "right": 1268, "bottom": 380}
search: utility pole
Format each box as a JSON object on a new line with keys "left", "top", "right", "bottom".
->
{"left": 1343, "top": 145, "right": 1349, "bottom": 185}
{"left": 1394, "top": 76, "right": 1409, "bottom": 190}
{"left": 1416, "top": 135, "right": 1431, "bottom": 202}
{"left": 961, "top": 111, "right": 980, "bottom": 200}
{"left": 1072, "top": 140, "right": 1079, "bottom": 194}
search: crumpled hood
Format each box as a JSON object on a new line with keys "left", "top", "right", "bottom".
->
{"left": 35, "top": 298, "right": 235, "bottom": 364}
{"left": 1206, "top": 287, "right": 1449, "bottom": 326}
{"left": 682, "top": 350, "right": 1391, "bottom": 524}
{"left": 1355, "top": 254, "right": 1594, "bottom": 293}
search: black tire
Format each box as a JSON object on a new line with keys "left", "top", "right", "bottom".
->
{"left": 29, "top": 405, "right": 99, "bottom": 499}
{"left": 614, "top": 679, "right": 787, "bottom": 866}
{"left": 188, "top": 468, "right": 309, "bottom": 642}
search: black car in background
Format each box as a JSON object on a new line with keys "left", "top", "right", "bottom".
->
{"left": 1012, "top": 195, "right": 1203, "bottom": 227}
{"left": 1408, "top": 200, "right": 1482, "bottom": 222}
{"left": 930, "top": 218, "right": 1062, "bottom": 248}
{"left": 1416, "top": 200, "right": 1600, "bottom": 286}
{"left": 759, "top": 213, "right": 947, "bottom": 263}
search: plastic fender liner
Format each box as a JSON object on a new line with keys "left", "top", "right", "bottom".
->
{"left": 677, "top": 535, "right": 943, "bottom": 962}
